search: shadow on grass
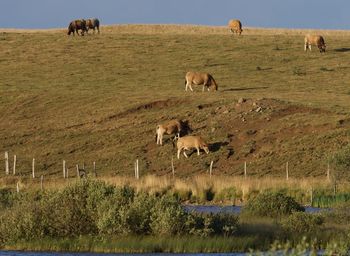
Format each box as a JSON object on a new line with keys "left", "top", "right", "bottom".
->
{"left": 333, "top": 48, "right": 350, "bottom": 52}
{"left": 210, "top": 141, "right": 229, "bottom": 152}
{"left": 222, "top": 86, "right": 269, "bottom": 92}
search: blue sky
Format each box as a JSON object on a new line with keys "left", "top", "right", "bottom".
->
{"left": 0, "top": 0, "right": 349, "bottom": 29}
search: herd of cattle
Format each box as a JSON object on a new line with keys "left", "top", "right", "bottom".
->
{"left": 67, "top": 18, "right": 100, "bottom": 36}
{"left": 66, "top": 18, "right": 327, "bottom": 54}
{"left": 66, "top": 17, "right": 328, "bottom": 159}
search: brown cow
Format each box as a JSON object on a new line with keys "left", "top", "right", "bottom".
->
{"left": 185, "top": 72, "right": 218, "bottom": 92}
{"left": 67, "top": 19, "right": 87, "bottom": 36}
{"left": 86, "top": 18, "right": 100, "bottom": 34}
{"left": 228, "top": 19, "right": 243, "bottom": 35}
{"left": 156, "top": 119, "right": 191, "bottom": 145}
{"left": 304, "top": 35, "right": 326, "bottom": 53}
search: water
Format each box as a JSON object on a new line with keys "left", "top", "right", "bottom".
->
{"left": 184, "top": 205, "right": 326, "bottom": 214}
{"left": 0, "top": 252, "right": 245, "bottom": 256}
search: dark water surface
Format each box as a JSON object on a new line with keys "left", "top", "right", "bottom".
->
{"left": 184, "top": 205, "right": 325, "bottom": 214}
{"left": 0, "top": 252, "right": 245, "bottom": 256}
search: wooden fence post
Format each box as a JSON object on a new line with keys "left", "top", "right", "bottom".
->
{"left": 136, "top": 159, "right": 139, "bottom": 179}
{"left": 327, "top": 162, "right": 330, "bottom": 181}
{"left": 209, "top": 161, "right": 214, "bottom": 178}
{"left": 16, "top": 181, "right": 20, "bottom": 193}
{"left": 244, "top": 161, "right": 247, "bottom": 178}
{"left": 13, "top": 155, "right": 16, "bottom": 175}
{"left": 63, "top": 160, "right": 66, "bottom": 178}
{"left": 171, "top": 156, "right": 175, "bottom": 178}
{"left": 93, "top": 161, "right": 97, "bottom": 177}
{"left": 286, "top": 162, "right": 289, "bottom": 180}
{"left": 5, "top": 152, "right": 9, "bottom": 175}
{"left": 32, "top": 158, "right": 35, "bottom": 178}
{"left": 40, "top": 175, "right": 44, "bottom": 191}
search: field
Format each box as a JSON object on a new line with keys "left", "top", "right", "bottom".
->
{"left": 1, "top": 24, "right": 350, "bottom": 189}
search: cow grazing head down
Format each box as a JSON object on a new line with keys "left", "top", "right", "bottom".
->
{"left": 67, "top": 19, "right": 87, "bottom": 36}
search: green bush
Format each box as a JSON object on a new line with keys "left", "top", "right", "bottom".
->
{"left": 281, "top": 212, "right": 324, "bottom": 234}
{"left": 189, "top": 213, "right": 238, "bottom": 237}
{"left": 242, "top": 192, "right": 304, "bottom": 217}
{"left": 0, "top": 180, "right": 240, "bottom": 245}
{"left": 97, "top": 191, "right": 153, "bottom": 235}
{"left": 150, "top": 195, "right": 190, "bottom": 235}
{"left": 330, "top": 145, "right": 350, "bottom": 181}
{"left": 215, "top": 187, "right": 237, "bottom": 202}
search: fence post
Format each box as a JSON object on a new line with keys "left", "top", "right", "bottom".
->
{"left": 93, "top": 161, "right": 97, "bottom": 177}
{"left": 136, "top": 159, "right": 139, "bottom": 179}
{"left": 40, "top": 175, "right": 44, "bottom": 191}
{"left": 32, "top": 158, "right": 35, "bottom": 178}
{"left": 209, "top": 161, "right": 214, "bottom": 178}
{"left": 63, "top": 160, "right": 66, "bottom": 178}
{"left": 5, "top": 152, "right": 9, "bottom": 175}
{"left": 13, "top": 155, "right": 16, "bottom": 175}
{"left": 16, "top": 181, "right": 20, "bottom": 193}
{"left": 286, "top": 162, "right": 289, "bottom": 180}
{"left": 244, "top": 161, "right": 247, "bottom": 178}
{"left": 76, "top": 164, "right": 80, "bottom": 179}
{"left": 66, "top": 168, "right": 69, "bottom": 178}
{"left": 327, "top": 162, "right": 330, "bottom": 181}
{"left": 171, "top": 156, "right": 175, "bottom": 178}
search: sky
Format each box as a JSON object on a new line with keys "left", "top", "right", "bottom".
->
{"left": 0, "top": 0, "right": 349, "bottom": 30}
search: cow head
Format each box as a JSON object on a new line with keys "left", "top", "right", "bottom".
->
{"left": 202, "top": 143, "right": 210, "bottom": 154}
{"left": 319, "top": 44, "right": 326, "bottom": 53}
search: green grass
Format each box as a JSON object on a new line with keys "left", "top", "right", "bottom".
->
{"left": 1, "top": 25, "right": 350, "bottom": 180}
{"left": 3, "top": 235, "right": 264, "bottom": 253}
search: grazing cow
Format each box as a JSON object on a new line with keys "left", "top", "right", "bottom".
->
{"left": 228, "top": 19, "right": 243, "bottom": 35}
{"left": 67, "top": 19, "right": 87, "bottom": 36}
{"left": 185, "top": 72, "right": 218, "bottom": 92}
{"left": 176, "top": 136, "right": 209, "bottom": 159}
{"left": 304, "top": 35, "right": 326, "bottom": 52}
{"left": 86, "top": 18, "right": 100, "bottom": 34}
{"left": 156, "top": 119, "right": 191, "bottom": 145}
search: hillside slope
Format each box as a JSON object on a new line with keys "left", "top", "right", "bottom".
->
{"left": 1, "top": 25, "right": 350, "bottom": 179}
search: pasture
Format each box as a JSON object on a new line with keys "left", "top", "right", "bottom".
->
{"left": 1, "top": 24, "right": 350, "bottom": 184}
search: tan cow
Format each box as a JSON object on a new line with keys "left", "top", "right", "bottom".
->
{"left": 304, "top": 35, "right": 326, "bottom": 52}
{"left": 185, "top": 72, "right": 218, "bottom": 92}
{"left": 86, "top": 18, "right": 100, "bottom": 34}
{"left": 228, "top": 19, "right": 243, "bottom": 35}
{"left": 176, "top": 136, "right": 209, "bottom": 159}
{"left": 156, "top": 119, "right": 191, "bottom": 145}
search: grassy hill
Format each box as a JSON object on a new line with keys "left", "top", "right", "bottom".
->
{"left": 1, "top": 24, "right": 350, "bottom": 181}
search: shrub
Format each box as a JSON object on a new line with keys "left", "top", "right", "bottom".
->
{"left": 330, "top": 145, "right": 350, "bottom": 181}
{"left": 215, "top": 187, "right": 237, "bottom": 203}
{"left": 97, "top": 191, "right": 154, "bottom": 235}
{"left": 150, "top": 195, "right": 190, "bottom": 235}
{"left": 189, "top": 213, "right": 238, "bottom": 237}
{"left": 242, "top": 192, "right": 304, "bottom": 217}
{"left": 281, "top": 212, "right": 324, "bottom": 234}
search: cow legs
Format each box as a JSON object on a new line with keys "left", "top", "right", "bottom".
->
{"left": 177, "top": 148, "right": 181, "bottom": 159}
{"left": 304, "top": 43, "right": 307, "bottom": 51}
{"left": 185, "top": 82, "right": 193, "bottom": 92}
{"left": 183, "top": 151, "right": 188, "bottom": 158}
{"left": 157, "top": 134, "right": 163, "bottom": 145}
{"left": 197, "top": 147, "right": 200, "bottom": 156}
